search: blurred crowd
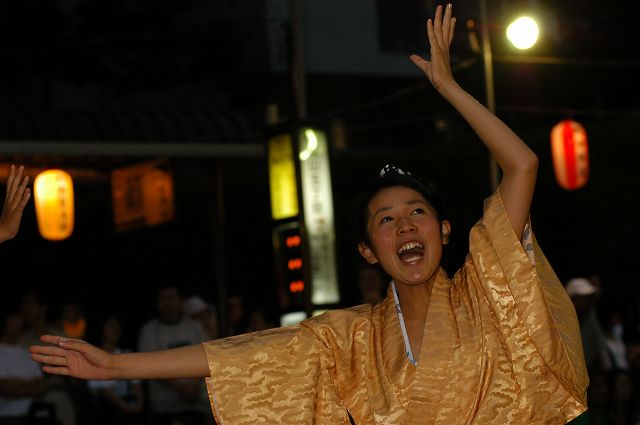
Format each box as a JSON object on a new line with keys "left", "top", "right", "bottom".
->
{"left": 566, "top": 276, "right": 640, "bottom": 425}
{"left": 2, "top": 269, "right": 639, "bottom": 425}
{"left": 0, "top": 286, "right": 275, "bottom": 425}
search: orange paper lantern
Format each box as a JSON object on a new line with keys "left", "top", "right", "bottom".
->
{"left": 34, "top": 169, "right": 75, "bottom": 240}
{"left": 550, "top": 120, "right": 589, "bottom": 190}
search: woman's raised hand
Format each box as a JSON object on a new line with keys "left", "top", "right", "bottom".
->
{"left": 30, "top": 335, "right": 112, "bottom": 380}
{"left": 410, "top": 3, "right": 457, "bottom": 92}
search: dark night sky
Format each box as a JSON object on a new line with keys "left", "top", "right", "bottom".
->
{"left": 0, "top": 0, "right": 638, "bottom": 344}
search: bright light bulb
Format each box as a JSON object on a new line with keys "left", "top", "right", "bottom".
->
{"left": 304, "top": 129, "right": 318, "bottom": 152}
{"left": 506, "top": 17, "right": 539, "bottom": 50}
{"left": 299, "top": 128, "right": 319, "bottom": 161}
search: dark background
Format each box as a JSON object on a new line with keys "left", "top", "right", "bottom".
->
{"left": 0, "top": 0, "right": 638, "bottom": 347}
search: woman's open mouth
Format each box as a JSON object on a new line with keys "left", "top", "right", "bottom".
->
{"left": 397, "top": 241, "right": 425, "bottom": 264}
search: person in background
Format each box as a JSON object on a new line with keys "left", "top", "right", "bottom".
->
{"left": 19, "top": 292, "right": 64, "bottom": 350}
{"left": 566, "top": 277, "right": 611, "bottom": 372}
{"left": 0, "top": 310, "right": 47, "bottom": 425}
{"left": 184, "top": 296, "right": 219, "bottom": 341}
{"left": 602, "top": 308, "right": 630, "bottom": 371}
{"left": 137, "top": 285, "right": 209, "bottom": 425}
{"left": 88, "top": 316, "right": 144, "bottom": 425}
{"left": 606, "top": 370, "right": 638, "bottom": 425}
{"left": 19, "top": 293, "right": 76, "bottom": 425}
{"left": 60, "top": 303, "right": 87, "bottom": 341}
{"left": 627, "top": 333, "right": 640, "bottom": 423}
{"left": 58, "top": 302, "right": 94, "bottom": 424}
{"left": 225, "top": 294, "right": 247, "bottom": 336}
{"left": 245, "top": 307, "right": 275, "bottom": 333}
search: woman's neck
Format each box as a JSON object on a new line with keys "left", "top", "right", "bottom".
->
{"left": 394, "top": 275, "right": 438, "bottom": 362}
{"left": 394, "top": 270, "right": 440, "bottom": 318}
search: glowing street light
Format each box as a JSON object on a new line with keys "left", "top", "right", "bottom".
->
{"left": 506, "top": 17, "right": 539, "bottom": 50}
{"left": 477, "top": 0, "right": 540, "bottom": 190}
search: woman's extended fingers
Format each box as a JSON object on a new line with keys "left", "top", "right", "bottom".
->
{"left": 40, "top": 334, "right": 81, "bottom": 345}
{"left": 427, "top": 18, "right": 437, "bottom": 55}
{"left": 40, "top": 334, "right": 68, "bottom": 345}
{"left": 448, "top": 17, "right": 456, "bottom": 47}
{"left": 431, "top": 4, "right": 455, "bottom": 54}
{"left": 38, "top": 335, "right": 89, "bottom": 352}
{"left": 433, "top": 5, "right": 445, "bottom": 52}
{"left": 30, "top": 343, "right": 72, "bottom": 375}
{"left": 31, "top": 351, "right": 67, "bottom": 367}
{"left": 41, "top": 365, "right": 71, "bottom": 376}
{"left": 30, "top": 344, "right": 67, "bottom": 357}
{"left": 441, "top": 5, "right": 452, "bottom": 45}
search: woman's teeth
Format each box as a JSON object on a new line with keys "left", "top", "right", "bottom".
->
{"left": 397, "top": 241, "right": 425, "bottom": 263}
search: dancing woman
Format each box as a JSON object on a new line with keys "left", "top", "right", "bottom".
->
{"left": 31, "top": 5, "right": 588, "bottom": 424}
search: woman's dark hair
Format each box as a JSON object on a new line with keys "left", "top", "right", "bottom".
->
{"left": 355, "top": 164, "right": 448, "bottom": 247}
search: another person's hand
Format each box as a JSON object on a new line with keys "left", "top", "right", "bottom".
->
{"left": 30, "top": 335, "right": 112, "bottom": 380}
{"left": 0, "top": 164, "right": 31, "bottom": 243}
{"left": 410, "top": 3, "right": 457, "bottom": 92}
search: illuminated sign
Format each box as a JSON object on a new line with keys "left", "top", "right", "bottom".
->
{"left": 268, "top": 133, "right": 299, "bottom": 220}
{"left": 280, "top": 311, "right": 307, "bottom": 327}
{"left": 298, "top": 128, "right": 340, "bottom": 305}
{"left": 273, "top": 222, "right": 306, "bottom": 311}
{"left": 111, "top": 160, "right": 175, "bottom": 232}
{"left": 289, "top": 280, "right": 305, "bottom": 293}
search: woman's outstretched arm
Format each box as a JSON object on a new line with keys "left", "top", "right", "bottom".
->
{"left": 30, "top": 335, "right": 209, "bottom": 380}
{"left": 411, "top": 4, "right": 537, "bottom": 240}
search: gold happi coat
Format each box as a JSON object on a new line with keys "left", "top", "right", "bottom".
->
{"left": 203, "top": 191, "right": 588, "bottom": 424}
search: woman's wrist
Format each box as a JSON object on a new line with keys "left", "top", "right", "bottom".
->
{"left": 106, "top": 351, "right": 121, "bottom": 380}
{"left": 436, "top": 78, "right": 463, "bottom": 100}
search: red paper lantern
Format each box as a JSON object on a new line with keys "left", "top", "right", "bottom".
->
{"left": 550, "top": 120, "right": 589, "bottom": 190}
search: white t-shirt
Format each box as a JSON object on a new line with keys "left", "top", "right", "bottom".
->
{"left": 0, "top": 343, "right": 43, "bottom": 417}
{"left": 138, "top": 317, "right": 209, "bottom": 414}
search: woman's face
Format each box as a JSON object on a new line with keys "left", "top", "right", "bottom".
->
{"left": 359, "top": 186, "right": 449, "bottom": 287}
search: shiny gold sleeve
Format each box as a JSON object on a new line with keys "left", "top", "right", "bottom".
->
{"left": 468, "top": 189, "right": 589, "bottom": 419}
{"left": 202, "top": 324, "right": 351, "bottom": 425}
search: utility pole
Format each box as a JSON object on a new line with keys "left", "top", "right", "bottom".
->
{"left": 289, "top": 0, "right": 307, "bottom": 120}
{"left": 479, "top": 0, "right": 501, "bottom": 191}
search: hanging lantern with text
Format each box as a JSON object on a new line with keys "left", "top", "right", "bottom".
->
{"left": 550, "top": 120, "right": 590, "bottom": 190}
{"left": 34, "top": 169, "right": 74, "bottom": 241}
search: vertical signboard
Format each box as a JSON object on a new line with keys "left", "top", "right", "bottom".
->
{"left": 267, "top": 133, "right": 299, "bottom": 220}
{"left": 268, "top": 131, "right": 307, "bottom": 323}
{"left": 298, "top": 128, "right": 340, "bottom": 305}
{"left": 267, "top": 125, "right": 340, "bottom": 325}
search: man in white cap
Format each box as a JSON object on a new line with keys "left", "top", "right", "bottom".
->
{"left": 565, "top": 277, "right": 610, "bottom": 371}
{"left": 184, "top": 296, "right": 219, "bottom": 341}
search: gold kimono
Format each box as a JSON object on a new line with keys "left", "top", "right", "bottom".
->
{"left": 202, "top": 191, "right": 588, "bottom": 424}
